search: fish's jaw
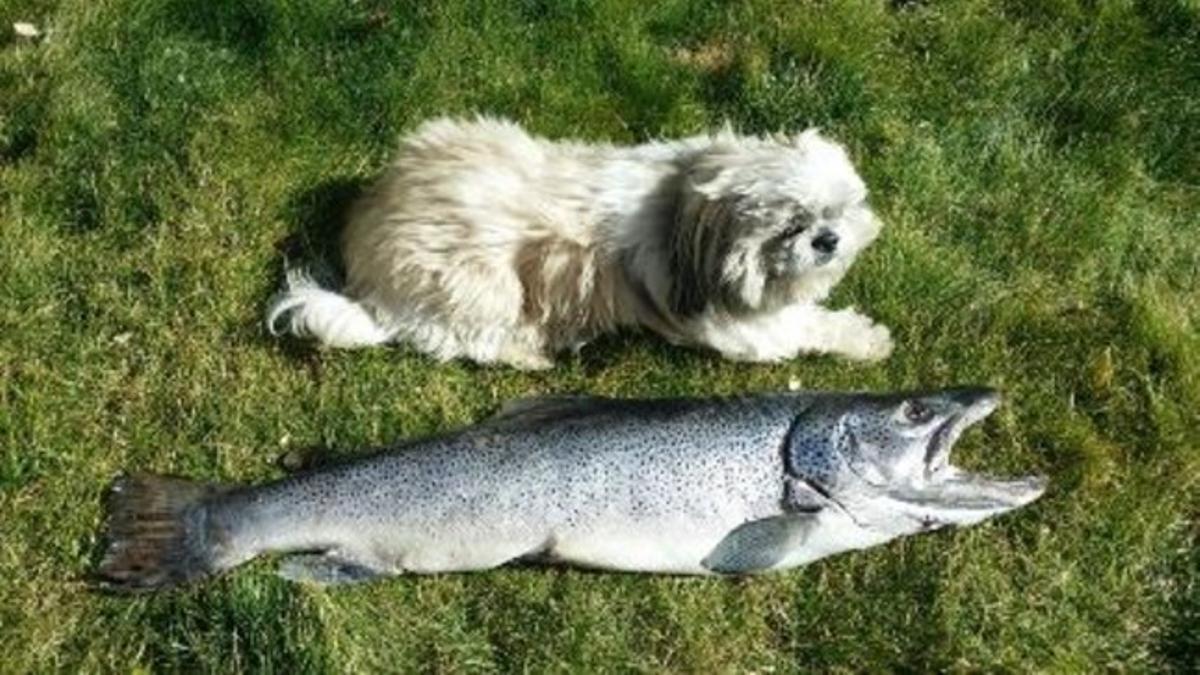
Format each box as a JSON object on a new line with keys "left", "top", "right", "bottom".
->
{"left": 876, "top": 388, "right": 1046, "bottom": 529}
{"left": 881, "top": 469, "right": 1048, "bottom": 529}
{"left": 923, "top": 388, "right": 1001, "bottom": 479}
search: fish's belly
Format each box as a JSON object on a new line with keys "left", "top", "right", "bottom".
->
{"left": 366, "top": 525, "right": 549, "bottom": 574}
{"left": 547, "top": 521, "right": 733, "bottom": 575}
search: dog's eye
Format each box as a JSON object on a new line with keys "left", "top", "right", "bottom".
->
{"left": 821, "top": 205, "right": 843, "bottom": 220}
{"left": 781, "top": 212, "right": 813, "bottom": 239}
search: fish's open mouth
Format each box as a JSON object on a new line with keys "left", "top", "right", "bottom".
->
{"left": 924, "top": 388, "right": 1000, "bottom": 476}
{"left": 902, "top": 388, "right": 1047, "bottom": 523}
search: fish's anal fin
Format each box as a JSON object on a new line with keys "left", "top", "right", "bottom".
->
{"left": 701, "top": 514, "right": 819, "bottom": 575}
{"left": 277, "top": 552, "right": 388, "bottom": 586}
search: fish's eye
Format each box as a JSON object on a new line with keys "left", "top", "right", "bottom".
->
{"left": 903, "top": 400, "right": 934, "bottom": 424}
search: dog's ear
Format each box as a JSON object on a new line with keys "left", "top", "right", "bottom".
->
{"left": 669, "top": 175, "right": 768, "bottom": 316}
{"left": 669, "top": 187, "right": 735, "bottom": 316}
{"left": 719, "top": 235, "right": 767, "bottom": 310}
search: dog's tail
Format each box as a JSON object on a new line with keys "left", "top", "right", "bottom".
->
{"left": 266, "top": 268, "right": 395, "bottom": 348}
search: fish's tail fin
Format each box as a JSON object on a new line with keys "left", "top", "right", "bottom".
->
{"left": 265, "top": 267, "right": 395, "bottom": 348}
{"left": 96, "top": 474, "right": 230, "bottom": 592}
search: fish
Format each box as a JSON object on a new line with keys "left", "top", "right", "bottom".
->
{"left": 95, "top": 387, "right": 1046, "bottom": 591}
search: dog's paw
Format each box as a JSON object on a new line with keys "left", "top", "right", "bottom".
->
{"left": 859, "top": 323, "right": 894, "bottom": 361}
{"left": 844, "top": 321, "right": 893, "bottom": 362}
{"left": 502, "top": 351, "right": 555, "bottom": 371}
{"left": 864, "top": 323, "right": 894, "bottom": 361}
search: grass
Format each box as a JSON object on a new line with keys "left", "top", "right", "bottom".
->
{"left": 1, "top": 0, "right": 1198, "bottom": 671}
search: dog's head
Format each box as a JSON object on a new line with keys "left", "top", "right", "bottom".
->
{"left": 669, "top": 130, "right": 881, "bottom": 316}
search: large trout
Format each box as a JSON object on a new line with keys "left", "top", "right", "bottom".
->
{"left": 97, "top": 388, "right": 1046, "bottom": 590}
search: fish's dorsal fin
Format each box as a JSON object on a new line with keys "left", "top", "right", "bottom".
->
{"left": 485, "top": 395, "right": 611, "bottom": 427}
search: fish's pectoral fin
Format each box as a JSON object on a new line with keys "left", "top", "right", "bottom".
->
{"left": 702, "top": 514, "right": 819, "bottom": 575}
{"left": 277, "top": 552, "right": 388, "bottom": 586}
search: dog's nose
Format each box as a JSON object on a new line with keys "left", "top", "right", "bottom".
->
{"left": 812, "top": 229, "right": 839, "bottom": 255}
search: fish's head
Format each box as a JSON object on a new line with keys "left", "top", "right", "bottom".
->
{"left": 789, "top": 387, "right": 1046, "bottom": 530}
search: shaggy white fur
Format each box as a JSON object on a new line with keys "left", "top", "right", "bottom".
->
{"left": 267, "top": 116, "right": 891, "bottom": 368}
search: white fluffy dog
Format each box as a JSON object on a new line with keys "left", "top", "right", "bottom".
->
{"left": 267, "top": 116, "right": 892, "bottom": 369}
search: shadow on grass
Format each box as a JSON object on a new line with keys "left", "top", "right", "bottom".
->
{"left": 69, "top": 575, "right": 331, "bottom": 671}
{"left": 693, "top": 38, "right": 874, "bottom": 136}
{"left": 261, "top": 176, "right": 370, "bottom": 363}
{"left": 1155, "top": 524, "right": 1199, "bottom": 673}
{"left": 162, "top": 0, "right": 274, "bottom": 61}
{"left": 568, "top": 331, "right": 673, "bottom": 377}
{"left": 274, "top": 176, "right": 370, "bottom": 270}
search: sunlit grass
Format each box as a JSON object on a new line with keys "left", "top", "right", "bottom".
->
{"left": 1, "top": 0, "right": 1197, "bottom": 670}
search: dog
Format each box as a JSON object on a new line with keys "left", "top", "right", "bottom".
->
{"left": 267, "top": 116, "right": 892, "bottom": 369}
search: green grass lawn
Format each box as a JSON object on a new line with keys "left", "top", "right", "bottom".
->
{"left": 2, "top": 0, "right": 1198, "bottom": 671}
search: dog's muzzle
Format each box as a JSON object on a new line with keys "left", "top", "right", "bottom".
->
{"left": 812, "top": 229, "right": 839, "bottom": 264}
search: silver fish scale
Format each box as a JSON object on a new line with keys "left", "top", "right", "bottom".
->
{"left": 215, "top": 396, "right": 806, "bottom": 571}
